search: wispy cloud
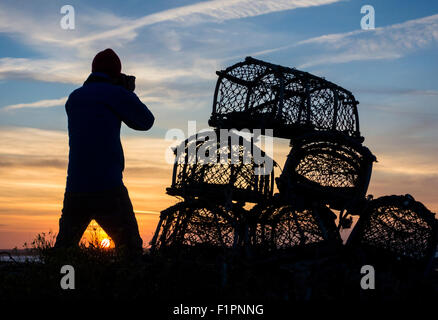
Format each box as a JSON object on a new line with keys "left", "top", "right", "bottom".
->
{"left": 0, "top": 57, "right": 87, "bottom": 84}
{"left": 0, "top": 56, "right": 215, "bottom": 84}
{"left": 69, "top": 0, "right": 343, "bottom": 45}
{"left": 300, "top": 14, "right": 438, "bottom": 67}
{"left": 0, "top": 0, "right": 342, "bottom": 50}
{"left": 0, "top": 55, "right": 217, "bottom": 112}
{"left": 298, "top": 13, "right": 438, "bottom": 46}
{"left": 355, "top": 88, "right": 438, "bottom": 96}
{"left": 259, "top": 14, "right": 438, "bottom": 68}
{"left": 2, "top": 97, "right": 68, "bottom": 111}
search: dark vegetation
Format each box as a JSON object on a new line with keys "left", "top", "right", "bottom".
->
{"left": 0, "top": 232, "right": 437, "bottom": 301}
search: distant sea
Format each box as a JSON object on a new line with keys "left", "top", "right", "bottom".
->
{"left": 0, "top": 255, "right": 41, "bottom": 263}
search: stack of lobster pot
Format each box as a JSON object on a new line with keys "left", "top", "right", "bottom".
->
{"left": 151, "top": 56, "right": 437, "bottom": 270}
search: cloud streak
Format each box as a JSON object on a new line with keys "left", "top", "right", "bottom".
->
{"left": 70, "top": 0, "right": 342, "bottom": 45}
{"left": 2, "top": 97, "right": 67, "bottom": 111}
{"left": 0, "top": 0, "right": 342, "bottom": 50}
{"left": 256, "top": 13, "right": 438, "bottom": 68}
{"left": 299, "top": 14, "right": 438, "bottom": 67}
{"left": 0, "top": 57, "right": 87, "bottom": 84}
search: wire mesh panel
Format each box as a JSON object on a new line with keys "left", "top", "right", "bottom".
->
{"left": 277, "top": 132, "right": 376, "bottom": 211}
{"left": 150, "top": 200, "right": 247, "bottom": 251}
{"left": 167, "top": 130, "right": 276, "bottom": 203}
{"left": 347, "top": 195, "right": 438, "bottom": 264}
{"left": 209, "top": 56, "right": 361, "bottom": 140}
{"left": 249, "top": 201, "right": 341, "bottom": 251}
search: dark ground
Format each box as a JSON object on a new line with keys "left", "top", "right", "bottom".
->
{"left": 1, "top": 245, "right": 437, "bottom": 302}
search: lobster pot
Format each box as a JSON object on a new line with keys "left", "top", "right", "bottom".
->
{"left": 250, "top": 202, "right": 341, "bottom": 251}
{"left": 209, "top": 56, "right": 362, "bottom": 140}
{"left": 167, "top": 131, "right": 276, "bottom": 203}
{"left": 347, "top": 195, "right": 438, "bottom": 264}
{"left": 150, "top": 200, "right": 249, "bottom": 251}
{"left": 277, "top": 132, "right": 376, "bottom": 211}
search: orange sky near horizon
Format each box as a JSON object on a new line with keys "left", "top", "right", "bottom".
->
{"left": 0, "top": 127, "right": 177, "bottom": 248}
{"left": 0, "top": 126, "right": 437, "bottom": 249}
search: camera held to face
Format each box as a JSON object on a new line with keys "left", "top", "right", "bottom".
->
{"left": 114, "top": 73, "right": 136, "bottom": 92}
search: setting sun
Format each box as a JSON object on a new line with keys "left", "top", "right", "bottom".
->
{"left": 100, "top": 238, "right": 111, "bottom": 249}
{"left": 80, "top": 220, "right": 115, "bottom": 249}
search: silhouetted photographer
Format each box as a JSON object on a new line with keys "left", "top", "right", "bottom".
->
{"left": 55, "top": 48, "right": 154, "bottom": 257}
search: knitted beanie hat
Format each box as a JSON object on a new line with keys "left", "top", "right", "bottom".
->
{"left": 91, "top": 48, "right": 122, "bottom": 78}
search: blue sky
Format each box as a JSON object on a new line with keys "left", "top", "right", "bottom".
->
{"left": 0, "top": 0, "right": 437, "bottom": 247}
{"left": 1, "top": 0, "right": 437, "bottom": 135}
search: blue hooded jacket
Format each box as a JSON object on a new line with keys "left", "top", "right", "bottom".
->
{"left": 65, "top": 72, "right": 154, "bottom": 192}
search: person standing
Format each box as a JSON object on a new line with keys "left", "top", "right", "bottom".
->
{"left": 55, "top": 48, "right": 154, "bottom": 257}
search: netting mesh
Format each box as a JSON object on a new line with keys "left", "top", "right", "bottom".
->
{"left": 151, "top": 200, "right": 342, "bottom": 251}
{"left": 228, "top": 61, "right": 267, "bottom": 81}
{"left": 209, "top": 57, "right": 361, "bottom": 139}
{"left": 251, "top": 203, "right": 340, "bottom": 250}
{"left": 278, "top": 132, "right": 375, "bottom": 210}
{"left": 349, "top": 195, "right": 438, "bottom": 262}
{"left": 151, "top": 201, "right": 242, "bottom": 250}
{"left": 168, "top": 131, "right": 275, "bottom": 202}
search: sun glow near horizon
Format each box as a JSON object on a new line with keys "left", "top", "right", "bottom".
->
{"left": 0, "top": 127, "right": 177, "bottom": 249}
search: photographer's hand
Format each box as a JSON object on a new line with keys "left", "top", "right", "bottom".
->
{"left": 115, "top": 73, "right": 136, "bottom": 92}
{"left": 125, "top": 75, "right": 135, "bottom": 92}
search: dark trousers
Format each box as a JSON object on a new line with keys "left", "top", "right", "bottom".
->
{"left": 55, "top": 185, "right": 143, "bottom": 254}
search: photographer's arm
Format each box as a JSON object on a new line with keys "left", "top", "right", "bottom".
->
{"left": 110, "top": 87, "right": 155, "bottom": 131}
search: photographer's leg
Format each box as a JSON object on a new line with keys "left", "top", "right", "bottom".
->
{"left": 54, "top": 193, "right": 91, "bottom": 249}
{"left": 96, "top": 187, "right": 143, "bottom": 258}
